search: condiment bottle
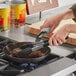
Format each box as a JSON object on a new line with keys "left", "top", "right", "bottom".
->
{"left": 11, "top": 0, "right": 26, "bottom": 28}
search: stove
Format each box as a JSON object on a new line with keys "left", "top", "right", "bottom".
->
{"left": 0, "top": 36, "right": 76, "bottom": 76}
{"left": 0, "top": 36, "right": 62, "bottom": 76}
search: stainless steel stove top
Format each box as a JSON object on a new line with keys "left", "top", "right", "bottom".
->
{"left": 0, "top": 36, "right": 61, "bottom": 76}
{"left": 0, "top": 36, "right": 76, "bottom": 76}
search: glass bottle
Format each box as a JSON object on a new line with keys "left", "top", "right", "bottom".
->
{"left": 11, "top": 0, "right": 26, "bottom": 28}
{"left": 0, "top": 0, "right": 11, "bottom": 31}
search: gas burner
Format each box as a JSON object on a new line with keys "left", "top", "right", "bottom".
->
{"left": 20, "top": 63, "right": 38, "bottom": 69}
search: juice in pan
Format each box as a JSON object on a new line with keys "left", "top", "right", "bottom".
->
{"left": 11, "top": 1, "right": 26, "bottom": 28}
{"left": 0, "top": 4, "right": 10, "bottom": 31}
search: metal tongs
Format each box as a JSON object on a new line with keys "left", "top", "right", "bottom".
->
{"left": 36, "top": 27, "right": 51, "bottom": 42}
{"left": 18, "top": 27, "right": 51, "bottom": 57}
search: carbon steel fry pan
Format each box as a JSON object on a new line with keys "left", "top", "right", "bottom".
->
{"left": 2, "top": 42, "right": 50, "bottom": 63}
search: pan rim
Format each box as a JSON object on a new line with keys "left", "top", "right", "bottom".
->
{"left": 2, "top": 42, "right": 51, "bottom": 63}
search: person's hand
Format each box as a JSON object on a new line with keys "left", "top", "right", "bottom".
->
{"left": 49, "top": 24, "right": 71, "bottom": 46}
{"left": 40, "top": 13, "right": 65, "bottom": 32}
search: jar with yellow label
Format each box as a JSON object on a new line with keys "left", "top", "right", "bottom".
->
{"left": 0, "top": 4, "right": 10, "bottom": 31}
{"left": 11, "top": 0, "right": 26, "bottom": 28}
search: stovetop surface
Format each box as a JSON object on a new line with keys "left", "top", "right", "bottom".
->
{"left": 0, "top": 36, "right": 61, "bottom": 76}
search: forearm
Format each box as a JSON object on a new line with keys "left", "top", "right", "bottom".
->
{"left": 55, "top": 9, "right": 75, "bottom": 21}
{"left": 67, "top": 24, "right": 76, "bottom": 33}
{"left": 63, "top": 4, "right": 76, "bottom": 19}
{"left": 62, "top": 9, "right": 75, "bottom": 19}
